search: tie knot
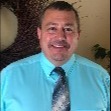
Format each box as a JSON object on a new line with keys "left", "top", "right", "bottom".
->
{"left": 53, "top": 67, "right": 65, "bottom": 77}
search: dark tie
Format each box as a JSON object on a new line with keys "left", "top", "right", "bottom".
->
{"left": 52, "top": 67, "right": 70, "bottom": 111}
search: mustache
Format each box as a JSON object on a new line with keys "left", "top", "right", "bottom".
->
{"left": 48, "top": 40, "right": 70, "bottom": 49}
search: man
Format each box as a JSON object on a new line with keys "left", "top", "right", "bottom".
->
{"left": 1, "top": 1, "right": 110, "bottom": 111}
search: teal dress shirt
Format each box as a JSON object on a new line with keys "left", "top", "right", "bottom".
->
{"left": 1, "top": 52, "right": 110, "bottom": 111}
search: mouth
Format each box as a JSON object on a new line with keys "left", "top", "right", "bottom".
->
{"left": 48, "top": 40, "right": 70, "bottom": 49}
{"left": 52, "top": 44, "right": 65, "bottom": 48}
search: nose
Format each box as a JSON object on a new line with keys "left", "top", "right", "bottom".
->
{"left": 57, "top": 29, "right": 66, "bottom": 40}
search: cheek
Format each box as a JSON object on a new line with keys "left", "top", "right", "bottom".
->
{"left": 40, "top": 33, "right": 51, "bottom": 46}
{"left": 68, "top": 36, "right": 78, "bottom": 44}
{"left": 68, "top": 37, "right": 79, "bottom": 49}
{"left": 43, "top": 32, "right": 55, "bottom": 42}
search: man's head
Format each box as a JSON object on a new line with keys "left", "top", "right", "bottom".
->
{"left": 37, "top": 1, "right": 80, "bottom": 66}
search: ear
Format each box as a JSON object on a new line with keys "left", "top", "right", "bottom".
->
{"left": 77, "top": 31, "right": 81, "bottom": 40}
{"left": 77, "top": 33, "right": 80, "bottom": 40}
{"left": 37, "top": 27, "right": 42, "bottom": 39}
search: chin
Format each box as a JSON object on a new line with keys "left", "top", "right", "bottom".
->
{"left": 51, "top": 53, "right": 68, "bottom": 61}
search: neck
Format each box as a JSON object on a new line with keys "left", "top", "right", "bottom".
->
{"left": 48, "top": 57, "right": 71, "bottom": 67}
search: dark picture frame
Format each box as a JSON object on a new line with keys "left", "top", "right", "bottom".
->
{"left": 0, "top": 0, "right": 50, "bottom": 70}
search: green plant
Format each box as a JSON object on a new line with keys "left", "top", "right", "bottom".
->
{"left": 92, "top": 44, "right": 110, "bottom": 71}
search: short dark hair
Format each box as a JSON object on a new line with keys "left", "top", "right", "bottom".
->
{"left": 39, "top": 1, "right": 80, "bottom": 31}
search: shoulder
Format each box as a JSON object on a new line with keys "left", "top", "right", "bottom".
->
{"left": 74, "top": 54, "right": 109, "bottom": 76}
{"left": 74, "top": 54, "right": 110, "bottom": 88}
{"left": 1, "top": 53, "right": 42, "bottom": 73}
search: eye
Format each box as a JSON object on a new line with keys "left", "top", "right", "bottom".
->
{"left": 47, "top": 27, "right": 57, "bottom": 33}
{"left": 65, "top": 28, "right": 72, "bottom": 31}
{"left": 64, "top": 27, "right": 73, "bottom": 33}
{"left": 49, "top": 27, "right": 56, "bottom": 30}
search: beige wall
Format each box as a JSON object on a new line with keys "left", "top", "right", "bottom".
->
{"left": 1, "top": 0, "right": 110, "bottom": 68}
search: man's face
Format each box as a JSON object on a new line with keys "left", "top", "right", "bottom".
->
{"left": 37, "top": 9, "right": 80, "bottom": 66}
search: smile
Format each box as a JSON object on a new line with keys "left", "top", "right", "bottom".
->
{"left": 48, "top": 40, "right": 70, "bottom": 49}
{"left": 52, "top": 44, "right": 65, "bottom": 48}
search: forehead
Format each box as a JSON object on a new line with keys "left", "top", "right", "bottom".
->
{"left": 42, "top": 9, "right": 76, "bottom": 24}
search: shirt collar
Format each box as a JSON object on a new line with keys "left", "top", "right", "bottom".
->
{"left": 40, "top": 52, "right": 76, "bottom": 77}
{"left": 40, "top": 52, "right": 55, "bottom": 78}
{"left": 61, "top": 54, "right": 75, "bottom": 76}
